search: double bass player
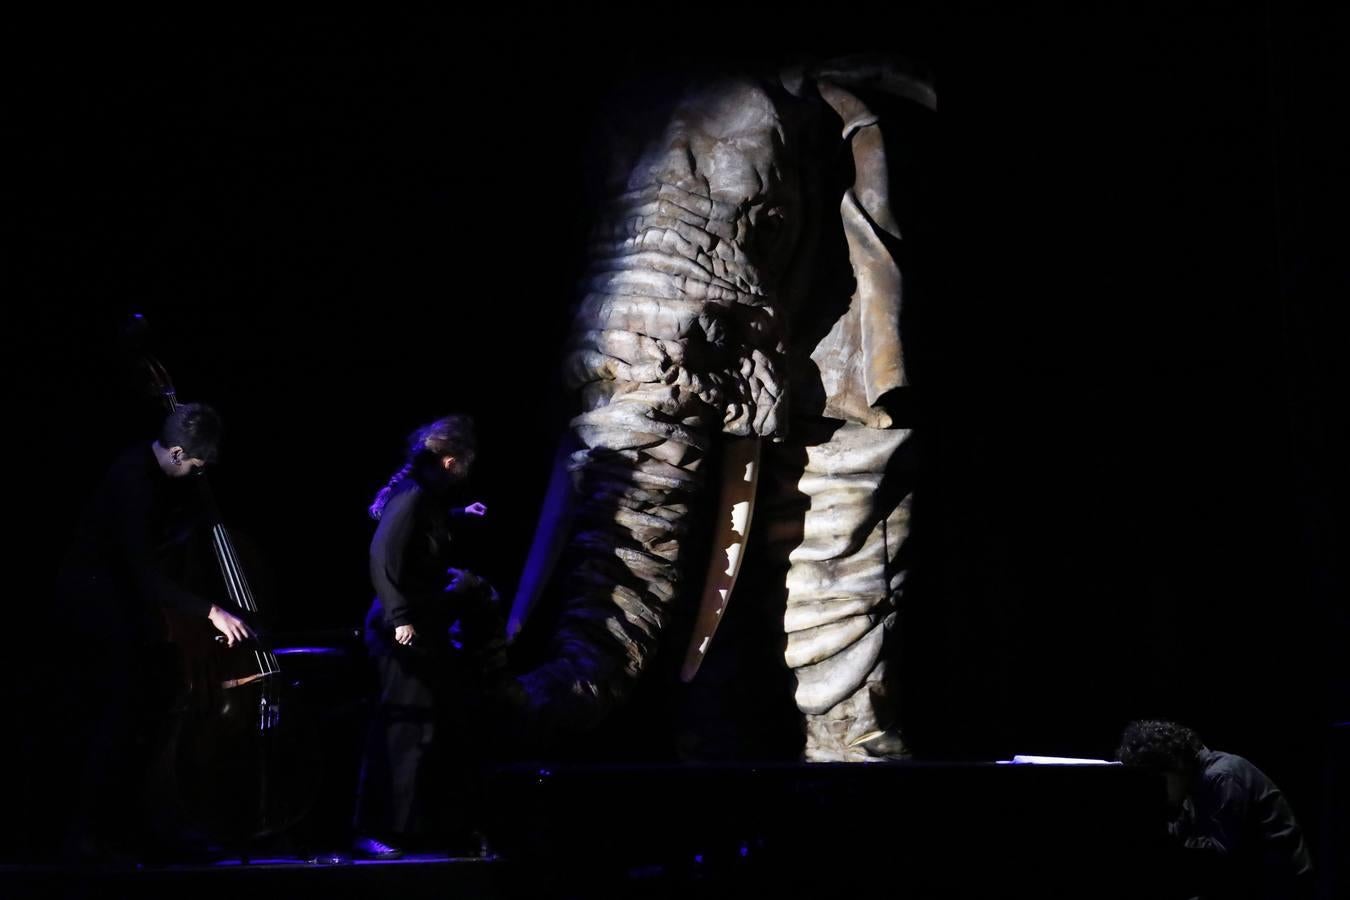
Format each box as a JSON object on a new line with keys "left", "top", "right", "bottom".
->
{"left": 54, "top": 402, "right": 254, "bottom": 863}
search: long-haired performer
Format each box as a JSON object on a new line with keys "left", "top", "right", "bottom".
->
{"left": 353, "top": 414, "right": 505, "bottom": 858}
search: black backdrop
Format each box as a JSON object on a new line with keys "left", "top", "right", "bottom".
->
{"left": 6, "top": 3, "right": 1347, "bottom": 867}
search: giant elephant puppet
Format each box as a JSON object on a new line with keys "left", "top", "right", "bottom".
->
{"left": 506, "top": 56, "right": 936, "bottom": 762}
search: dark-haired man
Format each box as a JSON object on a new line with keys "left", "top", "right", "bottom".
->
{"left": 1116, "top": 719, "right": 1313, "bottom": 899}
{"left": 55, "top": 402, "right": 254, "bottom": 861}
{"left": 59, "top": 402, "right": 253, "bottom": 647}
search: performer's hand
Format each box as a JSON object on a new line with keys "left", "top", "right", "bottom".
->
{"left": 394, "top": 624, "right": 417, "bottom": 646}
{"left": 464, "top": 501, "right": 487, "bottom": 517}
{"left": 207, "top": 604, "right": 255, "bottom": 647}
{"left": 444, "top": 567, "right": 483, "bottom": 595}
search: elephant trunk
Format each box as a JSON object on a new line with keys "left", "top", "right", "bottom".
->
{"left": 513, "top": 79, "right": 795, "bottom": 731}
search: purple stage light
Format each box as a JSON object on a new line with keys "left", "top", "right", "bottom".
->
{"left": 271, "top": 646, "right": 345, "bottom": 656}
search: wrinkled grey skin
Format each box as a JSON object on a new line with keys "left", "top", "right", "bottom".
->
{"left": 513, "top": 58, "right": 934, "bottom": 761}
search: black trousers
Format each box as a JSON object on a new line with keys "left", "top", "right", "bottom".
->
{"left": 60, "top": 635, "right": 182, "bottom": 854}
{"left": 353, "top": 600, "right": 486, "bottom": 843}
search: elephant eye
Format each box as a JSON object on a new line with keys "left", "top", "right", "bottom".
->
{"left": 752, "top": 204, "right": 787, "bottom": 245}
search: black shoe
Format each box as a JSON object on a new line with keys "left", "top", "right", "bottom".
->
{"left": 353, "top": 836, "right": 403, "bottom": 859}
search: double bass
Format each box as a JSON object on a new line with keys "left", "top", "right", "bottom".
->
{"left": 131, "top": 328, "right": 316, "bottom": 848}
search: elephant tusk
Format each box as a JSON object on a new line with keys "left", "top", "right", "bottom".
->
{"left": 679, "top": 435, "right": 761, "bottom": 682}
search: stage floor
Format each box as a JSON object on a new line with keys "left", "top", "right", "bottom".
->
{"left": 4, "top": 760, "right": 1176, "bottom": 898}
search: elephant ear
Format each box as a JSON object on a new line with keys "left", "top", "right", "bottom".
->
{"left": 788, "top": 58, "right": 935, "bottom": 429}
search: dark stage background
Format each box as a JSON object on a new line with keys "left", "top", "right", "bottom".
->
{"left": 5, "top": 3, "right": 1347, "bottom": 874}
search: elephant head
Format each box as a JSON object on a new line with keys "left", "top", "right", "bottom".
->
{"left": 508, "top": 57, "right": 936, "bottom": 758}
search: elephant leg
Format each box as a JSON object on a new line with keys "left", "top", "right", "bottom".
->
{"left": 761, "top": 420, "right": 913, "bottom": 761}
